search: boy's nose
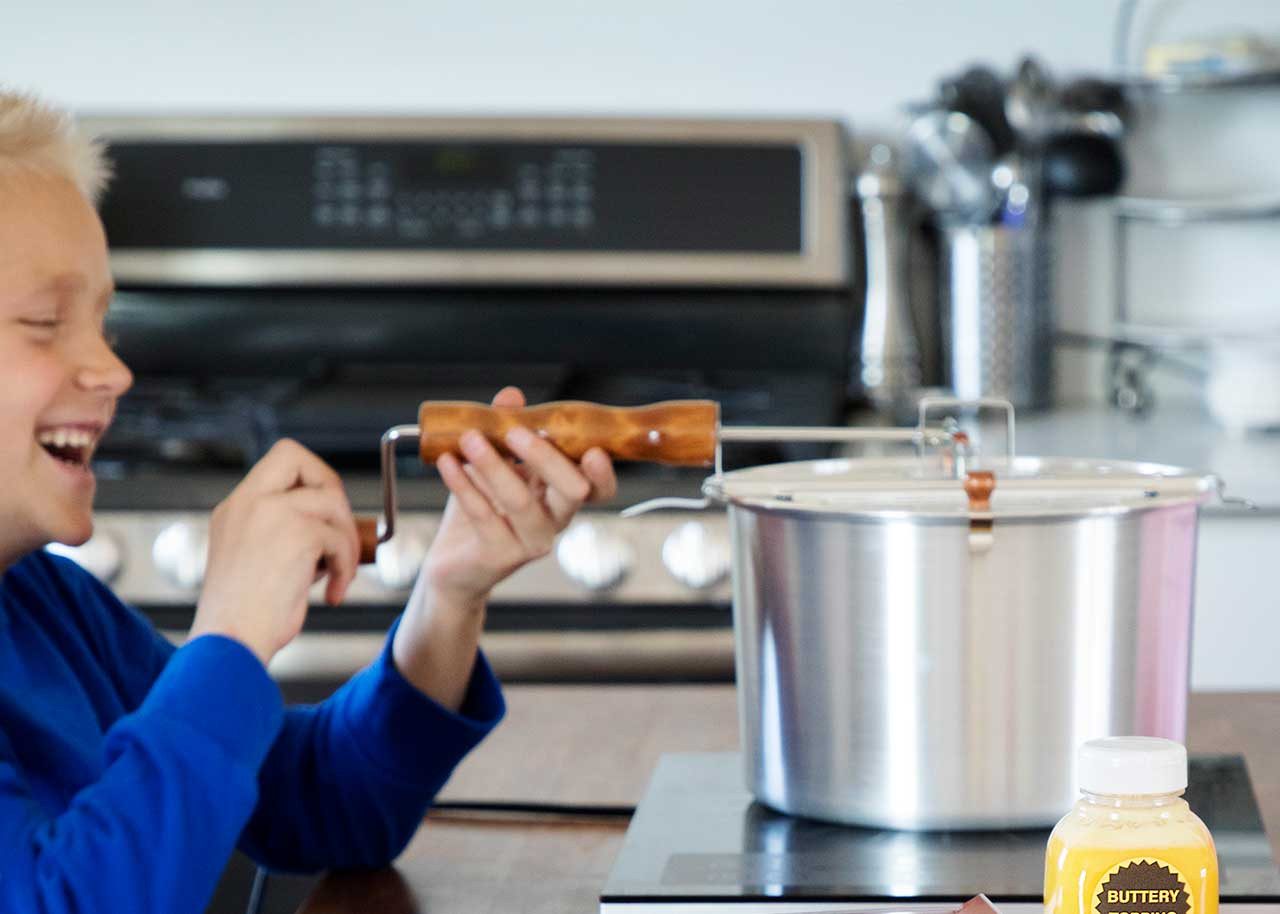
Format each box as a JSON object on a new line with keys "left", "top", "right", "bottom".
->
{"left": 76, "top": 336, "right": 133, "bottom": 397}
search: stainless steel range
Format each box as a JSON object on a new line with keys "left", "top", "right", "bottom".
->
{"left": 57, "top": 115, "right": 856, "bottom": 685}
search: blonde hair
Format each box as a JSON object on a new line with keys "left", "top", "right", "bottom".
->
{"left": 0, "top": 90, "right": 110, "bottom": 203}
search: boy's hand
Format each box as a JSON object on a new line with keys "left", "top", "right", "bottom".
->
{"left": 189, "top": 439, "right": 360, "bottom": 665}
{"left": 391, "top": 386, "right": 617, "bottom": 708}
{"left": 419, "top": 386, "right": 618, "bottom": 610}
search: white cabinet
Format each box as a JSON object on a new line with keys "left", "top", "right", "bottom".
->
{"left": 1191, "top": 514, "right": 1280, "bottom": 690}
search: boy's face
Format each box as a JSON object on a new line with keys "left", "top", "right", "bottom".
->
{"left": 0, "top": 172, "right": 132, "bottom": 555}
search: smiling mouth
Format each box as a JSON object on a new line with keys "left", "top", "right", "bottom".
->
{"left": 37, "top": 429, "right": 98, "bottom": 470}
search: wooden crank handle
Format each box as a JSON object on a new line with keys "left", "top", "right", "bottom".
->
{"left": 356, "top": 515, "right": 380, "bottom": 565}
{"left": 416, "top": 400, "right": 721, "bottom": 467}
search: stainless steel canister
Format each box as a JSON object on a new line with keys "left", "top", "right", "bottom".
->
{"left": 941, "top": 223, "right": 1053, "bottom": 410}
{"left": 704, "top": 456, "right": 1215, "bottom": 830}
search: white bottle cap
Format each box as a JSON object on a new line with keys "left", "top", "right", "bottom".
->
{"left": 1079, "top": 737, "right": 1188, "bottom": 796}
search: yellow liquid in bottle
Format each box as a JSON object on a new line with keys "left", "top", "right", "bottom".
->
{"left": 1044, "top": 793, "right": 1218, "bottom": 914}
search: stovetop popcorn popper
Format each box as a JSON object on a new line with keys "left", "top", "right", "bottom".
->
{"left": 361, "top": 397, "right": 1243, "bottom": 829}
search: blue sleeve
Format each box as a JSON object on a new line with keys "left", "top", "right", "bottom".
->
{"left": 0, "top": 635, "right": 283, "bottom": 914}
{"left": 38, "top": 552, "right": 505, "bottom": 875}
{"left": 239, "top": 619, "right": 505, "bottom": 872}
{"left": 40, "top": 552, "right": 175, "bottom": 710}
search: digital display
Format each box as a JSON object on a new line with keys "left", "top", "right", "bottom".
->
{"left": 402, "top": 147, "right": 504, "bottom": 186}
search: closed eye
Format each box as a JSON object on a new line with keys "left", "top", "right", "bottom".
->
{"left": 19, "top": 319, "right": 60, "bottom": 329}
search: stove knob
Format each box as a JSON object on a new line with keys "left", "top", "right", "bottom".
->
{"left": 374, "top": 528, "right": 430, "bottom": 591}
{"left": 46, "top": 531, "right": 125, "bottom": 583}
{"left": 662, "top": 521, "right": 731, "bottom": 590}
{"left": 555, "top": 521, "right": 632, "bottom": 592}
{"left": 152, "top": 521, "right": 208, "bottom": 591}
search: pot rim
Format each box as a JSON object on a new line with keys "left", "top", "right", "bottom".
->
{"left": 703, "top": 454, "right": 1219, "bottom": 521}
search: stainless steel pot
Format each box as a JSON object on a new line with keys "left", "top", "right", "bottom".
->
{"left": 703, "top": 448, "right": 1218, "bottom": 830}
{"left": 368, "top": 396, "right": 1229, "bottom": 830}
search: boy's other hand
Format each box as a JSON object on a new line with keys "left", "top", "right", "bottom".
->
{"left": 189, "top": 439, "right": 359, "bottom": 666}
{"left": 420, "top": 386, "right": 618, "bottom": 610}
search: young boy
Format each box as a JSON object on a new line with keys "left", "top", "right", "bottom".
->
{"left": 0, "top": 91, "right": 616, "bottom": 912}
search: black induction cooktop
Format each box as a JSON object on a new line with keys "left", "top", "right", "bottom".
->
{"left": 600, "top": 752, "right": 1280, "bottom": 913}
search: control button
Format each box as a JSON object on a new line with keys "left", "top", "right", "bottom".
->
{"left": 367, "top": 205, "right": 391, "bottom": 228}
{"left": 46, "top": 531, "right": 125, "bottom": 583}
{"left": 573, "top": 184, "right": 593, "bottom": 203}
{"left": 661, "top": 521, "right": 731, "bottom": 590}
{"left": 548, "top": 207, "right": 566, "bottom": 228}
{"left": 152, "top": 521, "right": 208, "bottom": 590}
{"left": 490, "top": 206, "right": 512, "bottom": 228}
{"left": 547, "top": 184, "right": 566, "bottom": 203}
{"left": 397, "top": 217, "right": 429, "bottom": 238}
{"left": 556, "top": 521, "right": 632, "bottom": 592}
{"left": 313, "top": 204, "right": 336, "bottom": 227}
{"left": 572, "top": 207, "right": 594, "bottom": 229}
{"left": 374, "top": 527, "right": 430, "bottom": 591}
{"left": 518, "top": 207, "right": 541, "bottom": 228}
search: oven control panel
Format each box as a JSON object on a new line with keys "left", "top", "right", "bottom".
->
{"left": 82, "top": 116, "right": 848, "bottom": 287}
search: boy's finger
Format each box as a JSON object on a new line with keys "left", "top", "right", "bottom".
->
{"left": 317, "top": 522, "right": 357, "bottom": 605}
{"left": 582, "top": 448, "right": 618, "bottom": 502}
{"left": 280, "top": 487, "right": 361, "bottom": 567}
{"left": 504, "top": 426, "right": 590, "bottom": 505}
{"left": 459, "top": 430, "right": 557, "bottom": 552}
{"left": 240, "top": 438, "right": 345, "bottom": 497}
{"left": 439, "top": 454, "right": 518, "bottom": 549}
{"left": 491, "top": 386, "right": 525, "bottom": 408}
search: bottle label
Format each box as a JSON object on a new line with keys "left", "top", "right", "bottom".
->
{"left": 1093, "top": 858, "right": 1192, "bottom": 914}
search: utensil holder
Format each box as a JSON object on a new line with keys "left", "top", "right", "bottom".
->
{"left": 941, "top": 222, "right": 1054, "bottom": 410}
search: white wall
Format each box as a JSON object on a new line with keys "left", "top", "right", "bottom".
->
{"left": 7, "top": 1, "right": 1116, "bottom": 122}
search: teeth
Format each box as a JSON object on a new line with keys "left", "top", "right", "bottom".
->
{"left": 37, "top": 428, "right": 96, "bottom": 449}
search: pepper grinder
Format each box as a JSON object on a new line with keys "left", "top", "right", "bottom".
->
{"left": 856, "top": 144, "right": 923, "bottom": 418}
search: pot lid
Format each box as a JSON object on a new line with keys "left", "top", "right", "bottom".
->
{"left": 704, "top": 456, "right": 1218, "bottom": 519}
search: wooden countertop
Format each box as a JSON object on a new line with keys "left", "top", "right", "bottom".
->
{"left": 288, "top": 688, "right": 1280, "bottom": 914}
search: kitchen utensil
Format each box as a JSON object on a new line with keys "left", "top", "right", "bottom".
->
{"left": 938, "top": 65, "right": 1018, "bottom": 153}
{"left": 1002, "top": 57, "right": 1056, "bottom": 231}
{"left": 361, "top": 396, "right": 1227, "bottom": 828}
{"left": 360, "top": 397, "right": 1232, "bottom": 829}
{"left": 902, "top": 109, "right": 998, "bottom": 223}
{"left": 940, "top": 221, "right": 1054, "bottom": 409}
{"left": 700, "top": 406, "right": 1219, "bottom": 830}
{"left": 991, "top": 152, "right": 1037, "bottom": 228}
{"left": 354, "top": 400, "right": 964, "bottom": 562}
{"left": 856, "top": 144, "right": 924, "bottom": 416}
{"left": 1005, "top": 56, "right": 1057, "bottom": 145}
{"left": 1043, "top": 132, "right": 1125, "bottom": 197}
{"left": 1057, "top": 76, "right": 1132, "bottom": 127}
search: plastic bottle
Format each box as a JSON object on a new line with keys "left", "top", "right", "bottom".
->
{"left": 1045, "top": 737, "right": 1218, "bottom": 914}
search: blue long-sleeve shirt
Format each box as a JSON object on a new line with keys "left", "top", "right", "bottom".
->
{"left": 0, "top": 549, "right": 505, "bottom": 913}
